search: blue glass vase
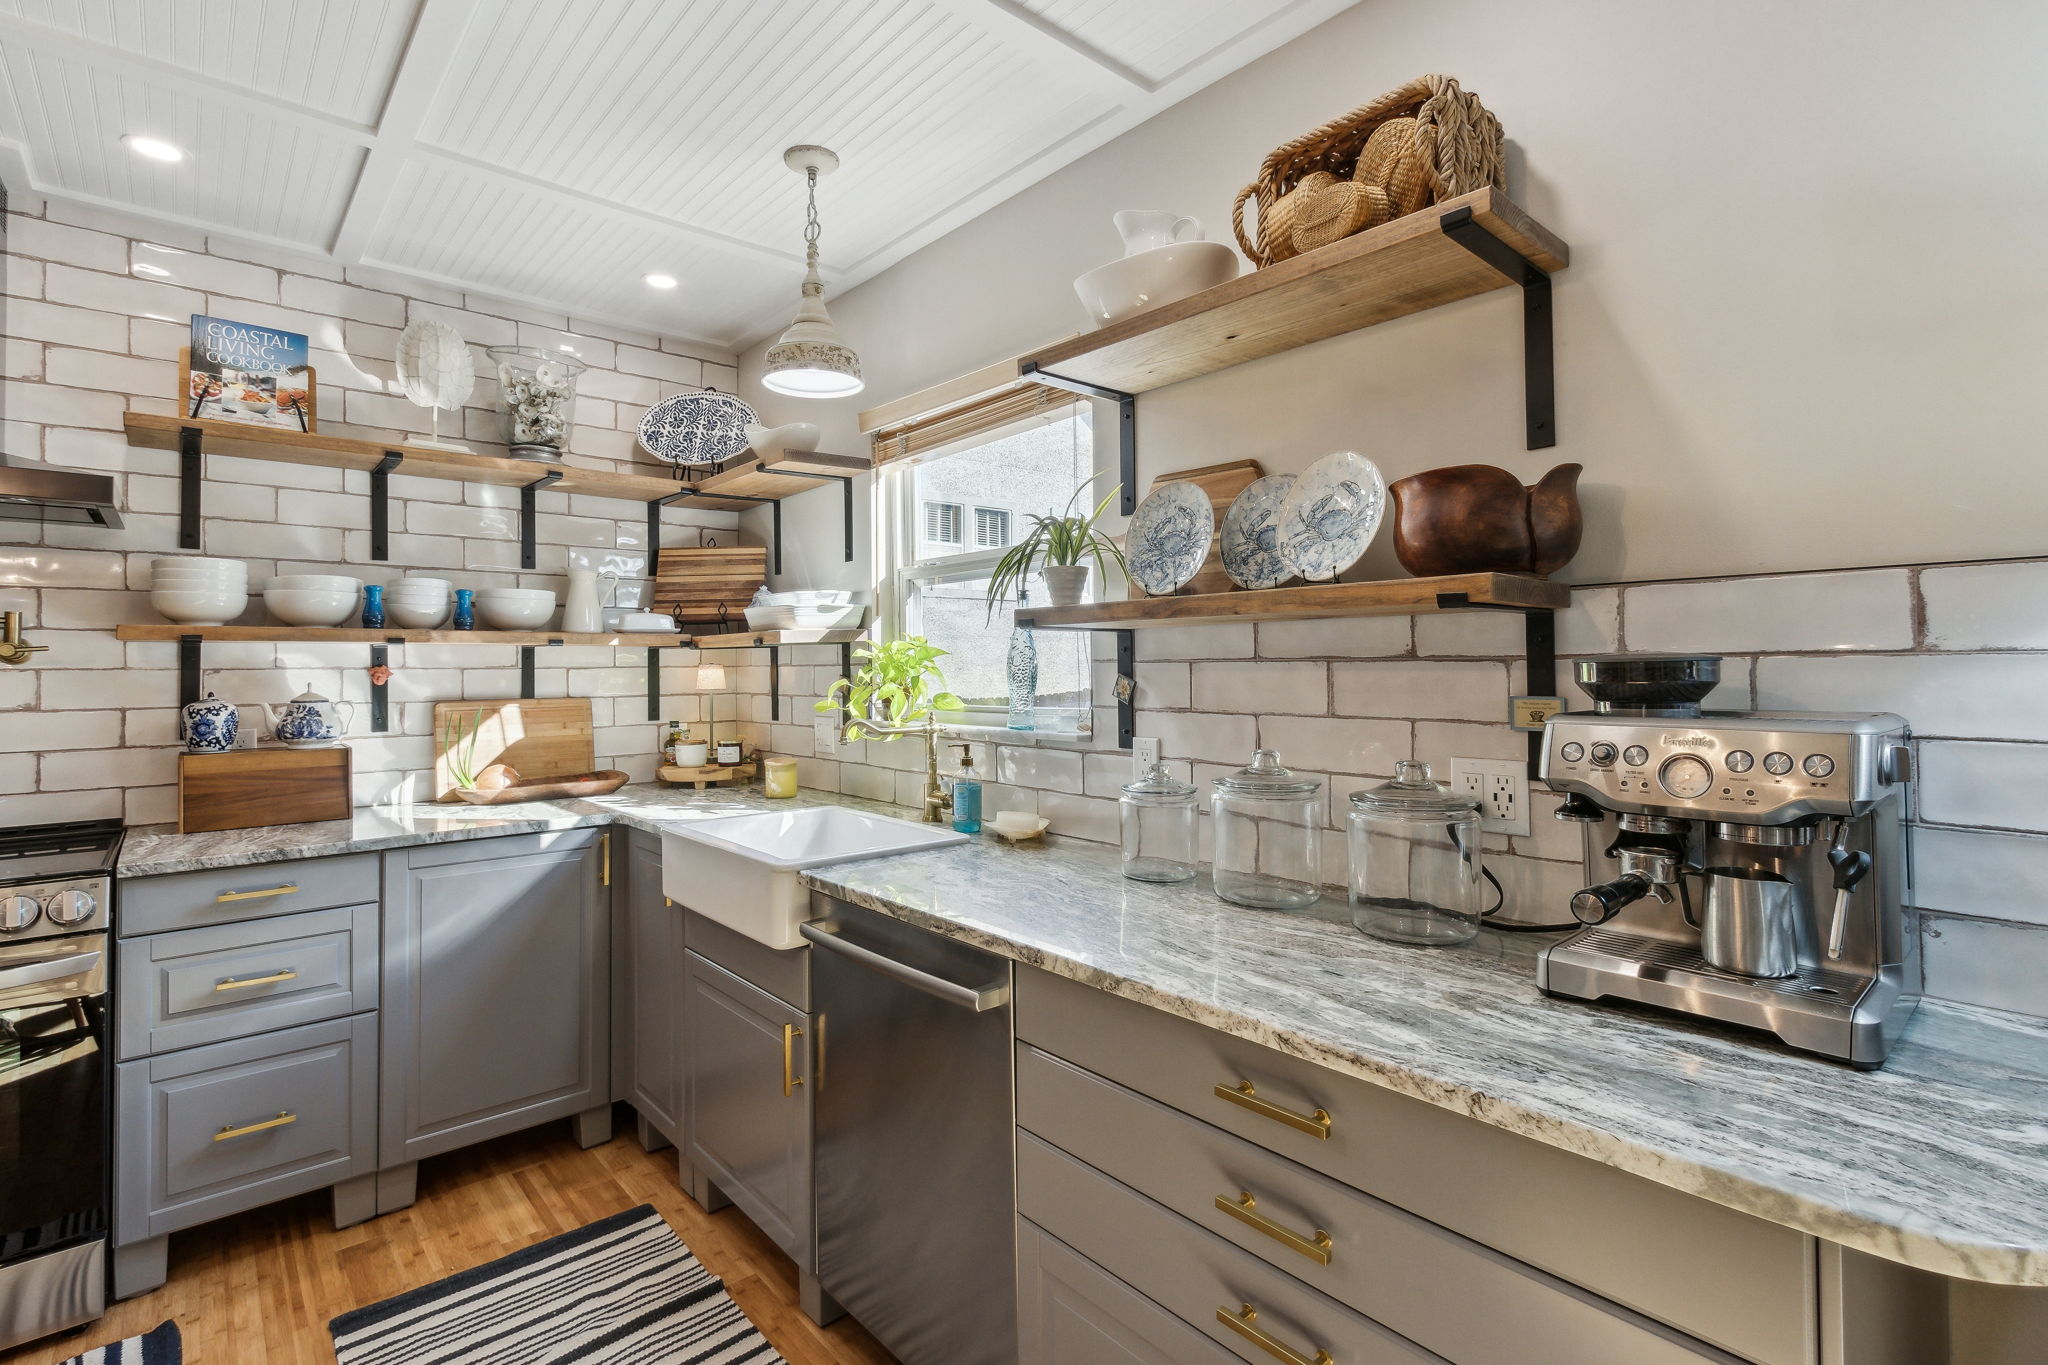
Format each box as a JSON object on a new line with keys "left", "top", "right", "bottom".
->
{"left": 453, "top": 588, "right": 475, "bottom": 630}
{"left": 360, "top": 584, "right": 384, "bottom": 628}
{"left": 1007, "top": 589, "right": 1037, "bottom": 732}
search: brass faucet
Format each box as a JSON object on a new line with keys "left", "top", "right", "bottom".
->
{"left": 0, "top": 612, "right": 45, "bottom": 666}
{"left": 856, "top": 716, "right": 952, "bottom": 823}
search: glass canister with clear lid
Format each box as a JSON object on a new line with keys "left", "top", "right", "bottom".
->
{"left": 1348, "top": 759, "right": 1486, "bottom": 945}
{"left": 1120, "top": 762, "right": 1198, "bottom": 883}
{"left": 1210, "top": 749, "right": 1323, "bottom": 911}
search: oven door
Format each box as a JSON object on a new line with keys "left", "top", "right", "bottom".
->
{"left": 0, "top": 932, "right": 109, "bottom": 1264}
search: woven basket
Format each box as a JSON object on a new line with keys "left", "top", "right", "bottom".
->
{"left": 1233, "top": 74, "right": 1505, "bottom": 268}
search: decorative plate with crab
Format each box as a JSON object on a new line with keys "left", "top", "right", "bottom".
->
{"left": 1275, "top": 450, "right": 1386, "bottom": 582}
{"left": 638, "top": 390, "right": 757, "bottom": 465}
{"left": 1126, "top": 479, "right": 1215, "bottom": 596}
{"left": 1220, "top": 473, "right": 1297, "bottom": 590}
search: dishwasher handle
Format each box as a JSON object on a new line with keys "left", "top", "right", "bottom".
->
{"left": 800, "top": 921, "right": 1010, "bottom": 1012}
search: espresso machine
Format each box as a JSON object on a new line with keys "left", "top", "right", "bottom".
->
{"left": 1537, "top": 655, "right": 1919, "bottom": 1067}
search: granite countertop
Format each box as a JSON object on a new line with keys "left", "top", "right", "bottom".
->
{"left": 117, "top": 785, "right": 2048, "bottom": 1286}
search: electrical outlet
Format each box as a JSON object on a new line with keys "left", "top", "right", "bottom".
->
{"left": 1132, "top": 736, "right": 1161, "bottom": 776}
{"left": 813, "top": 715, "right": 841, "bottom": 756}
{"left": 1450, "top": 757, "right": 1530, "bottom": 837}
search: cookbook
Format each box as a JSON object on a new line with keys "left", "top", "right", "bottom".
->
{"left": 184, "top": 315, "right": 315, "bottom": 430}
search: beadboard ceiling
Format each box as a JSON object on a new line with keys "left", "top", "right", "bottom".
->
{"left": 0, "top": 0, "right": 1355, "bottom": 348}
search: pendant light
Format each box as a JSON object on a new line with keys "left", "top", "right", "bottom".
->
{"left": 761, "top": 145, "right": 864, "bottom": 398}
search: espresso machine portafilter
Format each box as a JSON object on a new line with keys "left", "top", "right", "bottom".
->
{"left": 1537, "top": 655, "right": 1919, "bottom": 1068}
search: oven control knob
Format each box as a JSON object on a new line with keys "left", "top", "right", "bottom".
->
{"left": 0, "top": 895, "right": 42, "bottom": 933}
{"left": 45, "top": 888, "right": 97, "bottom": 925}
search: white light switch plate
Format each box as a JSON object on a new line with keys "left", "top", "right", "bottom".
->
{"left": 1451, "top": 757, "right": 1530, "bottom": 837}
{"left": 813, "top": 716, "right": 840, "bottom": 755}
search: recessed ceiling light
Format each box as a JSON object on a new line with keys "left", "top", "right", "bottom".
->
{"left": 122, "top": 134, "right": 185, "bottom": 163}
{"left": 643, "top": 273, "right": 678, "bottom": 290}
{"left": 131, "top": 263, "right": 171, "bottom": 277}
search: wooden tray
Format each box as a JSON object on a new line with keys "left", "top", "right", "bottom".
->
{"left": 1146, "top": 458, "right": 1264, "bottom": 596}
{"left": 658, "top": 761, "right": 756, "bottom": 790}
{"left": 654, "top": 546, "right": 768, "bottom": 626}
{"left": 450, "top": 769, "right": 630, "bottom": 805}
{"left": 179, "top": 746, "right": 352, "bottom": 833}
{"left": 432, "top": 698, "right": 594, "bottom": 801}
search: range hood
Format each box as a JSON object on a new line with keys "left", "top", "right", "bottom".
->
{"left": 0, "top": 460, "right": 123, "bottom": 528}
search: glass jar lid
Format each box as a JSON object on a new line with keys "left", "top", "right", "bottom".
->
{"left": 1214, "top": 748, "right": 1321, "bottom": 797}
{"left": 1349, "top": 760, "right": 1479, "bottom": 815}
{"left": 1122, "top": 762, "right": 1196, "bottom": 803}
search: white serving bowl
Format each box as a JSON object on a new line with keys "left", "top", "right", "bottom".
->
{"left": 152, "top": 556, "right": 247, "bottom": 576}
{"left": 476, "top": 590, "right": 557, "bottom": 630}
{"left": 263, "top": 586, "right": 360, "bottom": 627}
{"left": 267, "top": 574, "right": 361, "bottom": 593}
{"left": 390, "top": 577, "right": 451, "bottom": 593}
{"left": 152, "top": 568, "right": 248, "bottom": 587}
{"left": 151, "top": 587, "right": 249, "bottom": 626}
{"left": 386, "top": 598, "right": 452, "bottom": 629}
{"left": 1073, "top": 239, "right": 1239, "bottom": 327}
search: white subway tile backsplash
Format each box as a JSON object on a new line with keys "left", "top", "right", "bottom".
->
{"left": 1918, "top": 742, "right": 2048, "bottom": 832}
{"left": 1257, "top": 715, "right": 1405, "bottom": 776}
{"left": 1333, "top": 661, "right": 1508, "bottom": 721}
{"left": 995, "top": 746, "right": 1084, "bottom": 794}
{"left": 1912, "top": 828, "right": 2048, "bottom": 928}
{"left": 6, "top": 297, "right": 129, "bottom": 350}
{"left": 1626, "top": 570, "right": 1912, "bottom": 653}
{"left": 1193, "top": 661, "right": 1326, "bottom": 715}
{"left": 1135, "top": 623, "right": 1254, "bottom": 661}
{"left": 1757, "top": 653, "right": 2048, "bottom": 741}
{"left": 1257, "top": 615, "right": 1409, "bottom": 658}
{"left": 8, "top": 217, "right": 129, "bottom": 272}
{"left": 1920, "top": 561, "right": 2048, "bottom": 651}
{"left": 1921, "top": 916, "right": 2048, "bottom": 1016}
{"left": 1143, "top": 711, "right": 1259, "bottom": 765}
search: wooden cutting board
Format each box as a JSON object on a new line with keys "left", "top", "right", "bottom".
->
{"left": 653, "top": 546, "right": 768, "bottom": 627}
{"left": 1145, "top": 458, "right": 1265, "bottom": 596}
{"left": 432, "top": 698, "right": 594, "bottom": 801}
{"left": 178, "top": 747, "right": 353, "bottom": 833}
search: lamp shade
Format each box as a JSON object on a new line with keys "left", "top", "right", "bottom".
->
{"left": 761, "top": 263, "right": 863, "bottom": 398}
{"left": 696, "top": 663, "right": 728, "bottom": 690}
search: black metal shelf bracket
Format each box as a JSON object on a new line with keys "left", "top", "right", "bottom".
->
{"left": 519, "top": 470, "right": 563, "bottom": 570}
{"left": 1435, "top": 593, "right": 1559, "bottom": 777}
{"left": 647, "top": 647, "right": 663, "bottom": 722}
{"left": 1439, "top": 205, "right": 1556, "bottom": 450}
{"left": 369, "top": 452, "right": 402, "bottom": 561}
{"left": 178, "top": 426, "right": 203, "bottom": 550}
{"left": 177, "top": 634, "right": 202, "bottom": 710}
{"left": 1019, "top": 363, "right": 1137, "bottom": 515}
{"left": 519, "top": 645, "right": 536, "bottom": 698}
{"left": 1115, "top": 628, "right": 1135, "bottom": 749}
{"left": 767, "top": 640, "right": 781, "bottom": 721}
{"left": 368, "top": 638, "right": 405, "bottom": 733}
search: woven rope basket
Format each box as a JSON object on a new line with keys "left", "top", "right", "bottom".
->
{"left": 1233, "top": 74, "right": 1505, "bottom": 268}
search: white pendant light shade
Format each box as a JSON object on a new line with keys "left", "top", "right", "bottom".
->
{"left": 761, "top": 146, "right": 863, "bottom": 399}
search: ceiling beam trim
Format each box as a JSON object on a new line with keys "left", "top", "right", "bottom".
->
{"left": 937, "top": 0, "right": 1155, "bottom": 93}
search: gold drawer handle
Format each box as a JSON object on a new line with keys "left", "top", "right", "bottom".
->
{"left": 1215, "top": 1080, "right": 1332, "bottom": 1139}
{"left": 214, "top": 1111, "right": 297, "bottom": 1142}
{"left": 214, "top": 969, "right": 299, "bottom": 992}
{"left": 215, "top": 884, "right": 299, "bottom": 904}
{"left": 1216, "top": 1191, "right": 1334, "bottom": 1265}
{"left": 782, "top": 1024, "right": 804, "bottom": 1097}
{"left": 1217, "top": 1302, "right": 1334, "bottom": 1365}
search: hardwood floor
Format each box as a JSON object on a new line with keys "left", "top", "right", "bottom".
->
{"left": 1, "top": 1115, "right": 898, "bottom": 1365}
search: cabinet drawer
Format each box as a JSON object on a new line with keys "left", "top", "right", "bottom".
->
{"left": 117, "top": 903, "right": 377, "bottom": 1059}
{"left": 1016, "top": 968, "right": 1813, "bottom": 1365}
{"left": 114, "top": 1015, "right": 375, "bottom": 1244}
{"left": 119, "top": 853, "right": 379, "bottom": 937}
{"left": 1020, "top": 1133, "right": 1444, "bottom": 1365}
{"left": 685, "top": 906, "right": 808, "bottom": 1010}
{"left": 1021, "top": 1045, "right": 1740, "bottom": 1365}
{"left": 1019, "top": 1219, "right": 1239, "bottom": 1365}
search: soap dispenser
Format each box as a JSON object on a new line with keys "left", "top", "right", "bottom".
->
{"left": 949, "top": 744, "right": 983, "bottom": 834}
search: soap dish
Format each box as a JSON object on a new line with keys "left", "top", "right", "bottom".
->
{"left": 988, "top": 815, "right": 1051, "bottom": 843}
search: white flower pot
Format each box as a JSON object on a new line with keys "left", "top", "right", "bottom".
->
{"left": 1043, "top": 565, "right": 1090, "bottom": 607}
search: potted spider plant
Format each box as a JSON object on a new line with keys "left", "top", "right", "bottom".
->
{"left": 985, "top": 477, "right": 1126, "bottom": 611}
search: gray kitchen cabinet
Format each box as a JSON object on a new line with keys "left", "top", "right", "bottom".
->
{"left": 683, "top": 949, "right": 812, "bottom": 1262}
{"left": 376, "top": 829, "right": 612, "bottom": 1208}
{"left": 621, "top": 828, "right": 684, "bottom": 1152}
{"left": 1017, "top": 1220, "right": 1238, "bottom": 1365}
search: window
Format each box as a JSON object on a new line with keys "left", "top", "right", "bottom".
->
{"left": 875, "top": 398, "right": 1099, "bottom": 728}
{"left": 973, "top": 506, "right": 1011, "bottom": 549}
{"left": 923, "top": 500, "right": 963, "bottom": 549}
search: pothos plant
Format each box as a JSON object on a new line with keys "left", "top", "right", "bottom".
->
{"left": 814, "top": 637, "right": 965, "bottom": 742}
{"left": 983, "top": 475, "right": 1127, "bottom": 618}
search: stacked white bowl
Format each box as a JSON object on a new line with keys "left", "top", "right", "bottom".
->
{"left": 475, "top": 587, "right": 558, "bottom": 630}
{"left": 385, "top": 576, "right": 452, "bottom": 629}
{"left": 150, "top": 557, "right": 249, "bottom": 626}
{"left": 264, "top": 574, "right": 362, "bottom": 627}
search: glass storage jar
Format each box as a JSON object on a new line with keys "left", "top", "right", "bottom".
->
{"left": 1210, "top": 749, "right": 1323, "bottom": 911}
{"left": 1348, "top": 760, "right": 1485, "bottom": 946}
{"left": 486, "top": 346, "right": 588, "bottom": 460}
{"left": 1120, "top": 762, "right": 1197, "bottom": 883}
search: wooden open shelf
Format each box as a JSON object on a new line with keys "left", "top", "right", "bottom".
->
{"left": 690, "top": 628, "right": 865, "bottom": 651}
{"left": 1015, "top": 573, "right": 1567, "bottom": 630}
{"left": 115, "top": 624, "right": 687, "bottom": 647}
{"left": 1018, "top": 187, "right": 1566, "bottom": 397}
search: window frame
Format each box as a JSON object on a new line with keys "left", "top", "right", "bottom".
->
{"left": 875, "top": 399, "right": 1106, "bottom": 732}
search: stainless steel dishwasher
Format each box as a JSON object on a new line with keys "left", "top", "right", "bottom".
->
{"left": 802, "top": 893, "right": 1017, "bottom": 1365}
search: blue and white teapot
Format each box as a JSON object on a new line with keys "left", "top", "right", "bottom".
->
{"left": 181, "top": 692, "right": 239, "bottom": 754}
{"left": 261, "top": 686, "right": 356, "bottom": 749}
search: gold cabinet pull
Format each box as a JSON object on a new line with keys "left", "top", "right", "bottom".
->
{"left": 214, "top": 1111, "right": 297, "bottom": 1142}
{"left": 1217, "top": 1303, "right": 1334, "bottom": 1365}
{"left": 600, "top": 833, "right": 611, "bottom": 887}
{"left": 781, "top": 1024, "right": 804, "bottom": 1097}
{"left": 1215, "top": 1080, "right": 1332, "bottom": 1139}
{"left": 214, "top": 969, "right": 299, "bottom": 992}
{"left": 1216, "top": 1191, "right": 1333, "bottom": 1265}
{"left": 215, "top": 884, "right": 299, "bottom": 904}
{"left": 814, "top": 1013, "right": 826, "bottom": 1092}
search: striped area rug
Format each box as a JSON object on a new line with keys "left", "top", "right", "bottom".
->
{"left": 58, "top": 1320, "right": 180, "bottom": 1364}
{"left": 329, "top": 1205, "right": 783, "bottom": 1365}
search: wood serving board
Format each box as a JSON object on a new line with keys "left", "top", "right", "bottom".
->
{"left": 179, "top": 747, "right": 352, "bottom": 833}
{"left": 1146, "top": 458, "right": 1264, "bottom": 596}
{"left": 432, "top": 698, "right": 594, "bottom": 801}
{"left": 654, "top": 546, "right": 768, "bottom": 627}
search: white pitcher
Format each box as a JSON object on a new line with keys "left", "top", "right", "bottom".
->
{"left": 562, "top": 567, "right": 603, "bottom": 633}
{"left": 1114, "top": 209, "right": 1203, "bottom": 257}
